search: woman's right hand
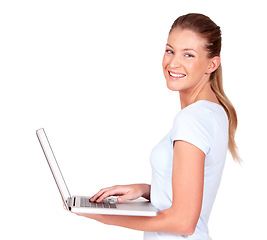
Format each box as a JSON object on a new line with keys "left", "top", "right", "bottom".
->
{"left": 90, "top": 184, "right": 151, "bottom": 203}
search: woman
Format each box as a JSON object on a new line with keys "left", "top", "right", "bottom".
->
{"left": 75, "top": 13, "right": 240, "bottom": 239}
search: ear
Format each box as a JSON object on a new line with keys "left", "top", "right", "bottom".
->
{"left": 206, "top": 56, "right": 221, "bottom": 74}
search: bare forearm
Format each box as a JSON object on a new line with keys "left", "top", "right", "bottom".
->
{"left": 96, "top": 211, "right": 163, "bottom": 232}
{"left": 92, "top": 207, "right": 194, "bottom": 236}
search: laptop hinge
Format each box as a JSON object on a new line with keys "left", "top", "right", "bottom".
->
{"left": 67, "top": 197, "right": 72, "bottom": 211}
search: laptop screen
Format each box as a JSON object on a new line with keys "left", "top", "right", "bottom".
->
{"left": 37, "top": 128, "right": 71, "bottom": 208}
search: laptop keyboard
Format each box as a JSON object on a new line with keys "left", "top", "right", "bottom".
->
{"left": 80, "top": 197, "right": 117, "bottom": 209}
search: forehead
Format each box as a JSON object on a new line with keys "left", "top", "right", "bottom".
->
{"left": 167, "top": 28, "right": 207, "bottom": 51}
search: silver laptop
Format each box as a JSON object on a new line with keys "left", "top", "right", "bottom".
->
{"left": 36, "top": 128, "right": 157, "bottom": 216}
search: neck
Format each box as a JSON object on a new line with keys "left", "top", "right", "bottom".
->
{"left": 179, "top": 82, "right": 219, "bottom": 109}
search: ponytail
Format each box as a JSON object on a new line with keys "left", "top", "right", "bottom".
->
{"left": 210, "top": 65, "right": 241, "bottom": 162}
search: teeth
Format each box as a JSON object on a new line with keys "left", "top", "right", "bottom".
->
{"left": 169, "top": 72, "right": 186, "bottom": 78}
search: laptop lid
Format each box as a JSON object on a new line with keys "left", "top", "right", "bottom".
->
{"left": 36, "top": 128, "right": 71, "bottom": 210}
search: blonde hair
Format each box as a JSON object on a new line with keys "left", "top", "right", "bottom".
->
{"left": 170, "top": 13, "right": 241, "bottom": 162}
{"left": 211, "top": 65, "right": 241, "bottom": 162}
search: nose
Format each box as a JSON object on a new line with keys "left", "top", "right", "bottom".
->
{"left": 169, "top": 56, "right": 181, "bottom": 69}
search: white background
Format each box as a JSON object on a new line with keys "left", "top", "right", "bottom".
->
{"left": 1, "top": 0, "right": 266, "bottom": 239}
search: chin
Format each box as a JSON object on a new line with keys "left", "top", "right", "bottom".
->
{"left": 166, "top": 81, "right": 182, "bottom": 92}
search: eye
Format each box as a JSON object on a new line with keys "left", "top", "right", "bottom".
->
{"left": 185, "top": 53, "right": 194, "bottom": 58}
{"left": 166, "top": 49, "right": 174, "bottom": 55}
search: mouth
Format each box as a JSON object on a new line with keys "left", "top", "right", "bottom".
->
{"left": 168, "top": 71, "right": 186, "bottom": 79}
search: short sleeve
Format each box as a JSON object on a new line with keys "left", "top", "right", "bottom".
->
{"left": 171, "top": 108, "right": 215, "bottom": 155}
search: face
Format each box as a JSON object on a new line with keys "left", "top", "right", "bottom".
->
{"left": 162, "top": 28, "right": 216, "bottom": 93}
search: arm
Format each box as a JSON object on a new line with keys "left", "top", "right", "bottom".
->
{"left": 75, "top": 140, "right": 205, "bottom": 236}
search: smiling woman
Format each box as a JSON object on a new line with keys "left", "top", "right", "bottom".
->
{"left": 74, "top": 13, "right": 240, "bottom": 240}
{"left": 162, "top": 28, "right": 221, "bottom": 105}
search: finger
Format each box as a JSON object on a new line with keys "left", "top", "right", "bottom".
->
{"left": 95, "top": 188, "right": 123, "bottom": 203}
{"left": 97, "top": 187, "right": 132, "bottom": 203}
{"left": 90, "top": 186, "right": 114, "bottom": 202}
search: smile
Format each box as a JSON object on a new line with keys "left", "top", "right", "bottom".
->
{"left": 168, "top": 71, "right": 186, "bottom": 78}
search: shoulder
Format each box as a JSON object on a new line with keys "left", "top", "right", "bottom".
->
{"left": 174, "top": 100, "right": 227, "bottom": 128}
{"left": 171, "top": 101, "right": 228, "bottom": 155}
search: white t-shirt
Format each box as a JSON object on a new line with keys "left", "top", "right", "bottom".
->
{"left": 144, "top": 100, "right": 229, "bottom": 240}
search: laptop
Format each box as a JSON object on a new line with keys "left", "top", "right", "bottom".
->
{"left": 36, "top": 128, "right": 157, "bottom": 216}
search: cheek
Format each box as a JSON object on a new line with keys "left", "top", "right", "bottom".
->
{"left": 186, "top": 61, "right": 196, "bottom": 71}
{"left": 162, "top": 59, "right": 166, "bottom": 70}
{"left": 187, "top": 62, "right": 204, "bottom": 76}
{"left": 190, "top": 58, "right": 210, "bottom": 75}
{"left": 162, "top": 55, "right": 169, "bottom": 69}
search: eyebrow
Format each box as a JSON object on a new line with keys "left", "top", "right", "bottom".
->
{"left": 183, "top": 48, "right": 197, "bottom": 52}
{"left": 166, "top": 43, "right": 174, "bottom": 48}
{"left": 166, "top": 44, "right": 197, "bottom": 52}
